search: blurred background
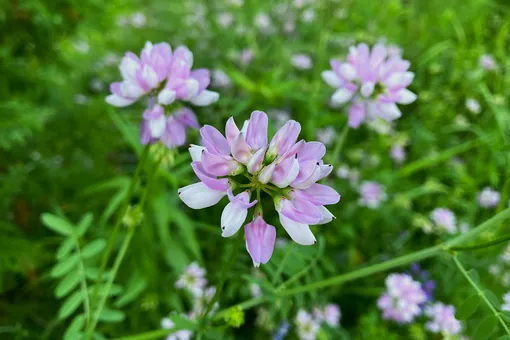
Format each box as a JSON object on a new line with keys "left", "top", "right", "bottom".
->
{"left": 1, "top": 0, "right": 510, "bottom": 339}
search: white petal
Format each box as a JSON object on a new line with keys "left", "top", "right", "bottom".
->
{"left": 240, "top": 120, "right": 249, "bottom": 135}
{"left": 331, "top": 88, "right": 354, "bottom": 105}
{"left": 396, "top": 89, "right": 417, "bottom": 104}
{"left": 221, "top": 203, "right": 248, "bottom": 237}
{"left": 258, "top": 162, "right": 276, "bottom": 184}
{"left": 339, "top": 64, "right": 356, "bottom": 81}
{"left": 178, "top": 182, "right": 226, "bottom": 209}
{"left": 321, "top": 71, "right": 341, "bottom": 87}
{"left": 378, "top": 103, "right": 402, "bottom": 121}
{"left": 121, "top": 81, "right": 145, "bottom": 98}
{"left": 182, "top": 79, "right": 200, "bottom": 100}
{"left": 189, "top": 145, "right": 206, "bottom": 162}
{"left": 105, "top": 94, "right": 135, "bottom": 107}
{"left": 142, "top": 65, "right": 159, "bottom": 89}
{"left": 360, "top": 82, "right": 375, "bottom": 98}
{"left": 190, "top": 90, "right": 220, "bottom": 106}
{"left": 119, "top": 57, "right": 140, "bottom": 80}
{"left": 157, "top": 89, "right": 176, "bottom": 105}
{"left": 317, "top": 206, "right": 335, "bottom": 224}
{"left": 149, "top": 114, "right": 166, "bottom": 138}
{"left": 278, "top": 213, "right": 316, "bottom": 245}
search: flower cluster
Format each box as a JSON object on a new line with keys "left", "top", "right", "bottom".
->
{"left": 178, "top": 110, "right": 340, "bottom": 266}
{"left": 358, "top": 181, "right": 387, "bottom": 209}
{"left": 295, "top": 305, "right": 341, "bottom": 340}
{"left": 503, "top": 292, "right": 510, "bottom": 312}
{"left": 377, "top": 273, "right": 427, "bottom": 324}
{"left": 478, "top": 187, "right": 500, "bottom": 208}
{"left": 429, "top": 208, "right": 457, "bottom": 234}
{"left": 322, "top": 43, "right": 416, "bottom": 128}
{"left": 106, "top": 41, "right": 219, "bottom": 148}
{"left": 424, "top": 303, "right": 462, "bottom": 335}
{"left": 175, "top": 261, "right": 207, "bottom": 296}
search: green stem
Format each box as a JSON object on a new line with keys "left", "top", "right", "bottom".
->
{"left": 453, "top": 255, "right": 510, "bottom": 334}
{"left": 196, "top": 232, "right": 244, "bottom": 336}
{"left": 86, "top": 148, "right": 155, "bottom": 339}
{"left": 449, "top": 233, "right": 510, "bottom": 252}
{"left": 90, "top": 146, "right": 150, "bottom": 311}
{"left": 330, "top": 124, "right": 349, "bottom": 164}
{"left": 74, "top": 237, "right": 91, "bottom": 327}
{"left": 278, "top": 245, "right": 442, "bottom": 296}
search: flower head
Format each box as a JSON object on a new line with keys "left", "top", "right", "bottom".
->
{"left": 178, "top": 111, "right": 340, "bottom": 265}
{"left": 430, "top": 208, "right": 456, "bottom": 234}
{"left": 175, "top": 262, "right": 207, "bottom": 296}
{"left": 377, "top": 273, "right": 427, "bottom": 324}
{"left": 424, "top": 303, "right": 462, "bottom": 335}
{"left": 322, "top": 43, "right": 416, "bottom": 128}
{"left": 390, "top": 144, "right": 406, "bottom": 164}
{"left": 479, "top": 54, "right": 497, "bottom": 71}
{"left": 358, "top": 181, "right": 387, "bottom": 209}
{"left": 465, "top": 98, "right": 481, "bottom": 114}
{"left": 313, "top": 304, "right": 341, "bottom": 327}
{"left": 295, "top": 310, "right": 321, "bottom": 340}
{"left": 291, "top": 53, "right": 313, "bottom": 70}
{"left": 503, "top": 292, "right": 510, "bottom": 311}
{"left": 478, "top": 187, "right": 500, "bottom": 208}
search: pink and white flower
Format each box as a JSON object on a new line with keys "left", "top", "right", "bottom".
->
{"left": 430, "top": 208, "right": 457, "bottom": 234}
{"left": 178, "top": 111, "right": 340, "bottom": 266}
{"left": 322, "top": 43, "right": 416, "bottom": 128}
{"left": 358, "top": 181, "right": 387, "bottom": 209}
{"left": 478, "top": 187, "right": 500, "bottom": 208}
{"left": 424, "top": 303, "right": 462, "bottom": 335}
{"left": 175, "top": 262, "right": 207, "bottom": 296}
{"left": 377, "top": 273, "right": 427, "bottom": 324}
{"left": 479, "top": 54, "right": 498, "bottom": 71}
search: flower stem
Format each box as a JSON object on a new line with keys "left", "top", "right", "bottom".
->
{"left": 90, "top": 146, "right": 150, "bottom": 310}
{"left": 196, "top": 231, "right": 244, "bottom": 337}
{"left": 453, "top": 255, "right": 510, "bottom": 334}
{"left": 86, "top": 147, "right": 156, "bottom": 339}
{"left": 448, "top": 233, "right": 510, "bottom": 252}
{"left": 330, "top": 124, "right": 349, "bottom": 164}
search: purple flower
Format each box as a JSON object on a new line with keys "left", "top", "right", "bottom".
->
{"left": 322, "top": 43, "right": 416, "bottom": 128}
{"left": 377, "top": 273, "right": 427, "bottom": 324}
{"left": 313, "top": 304, "right": 341, "bottom": 327}
{"left": 478, "top": 187, "right": 500, "bottom": 208}
{"left": 175, "top": 262, "right": 207, "bottom": 296}
{"left": 479, "top": 54, "right": 497, "bottom": 71}
{"left": 273, "top": 321, "right": 290, "bottom": 340}
{"left": 106, "top": 42, "right": 218, "bottom": 108}
{"left": 390, "top": 144, "right": 406, "bottom": 164}
{"left": 178, "top": 111, "right": 340, "bottom": 265}
{"left": 358, "top": 181, "right": 387, "bottom": 209}
{"left": 430, "top": 208, "right": 457, "bottom": 234}
{"left": 291, "top": 53, "right": 313, "bottom": 70}
{"left": 424, "top": 303, "right": 462, "bottom": 335}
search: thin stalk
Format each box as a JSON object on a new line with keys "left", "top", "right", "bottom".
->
{"left": 330, "top": 124, "right": 349, "bottom": 164}
{"left": 196, "top": 232, "right": 244, "bottom": 337}
{"left": 277, "top": 258, "right": 318, "bottom": 290}
{"left": 86, "top": 149, "right": 155, "bottom": 339}
{"left": 272, "top": 243, "right": 295, "bottom": 286}
{"left": 453, "top": 255, "right": 510, "bottom": 334}
{"left": 90, "top": 146, "right": 150, "bottom": 310}
{"left": 74, "top": 238, "right": 91, "bottom": 326}
{"left": 449, "top": 233, "right": 510, "bottom": 252}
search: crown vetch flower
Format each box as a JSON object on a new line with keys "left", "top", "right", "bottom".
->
{"left": 430, "top": 208, "right": 456, "bottom": 234}
{"left": 175, "top": 262, "right": 207, "bottom": 296}
{"left": 424, "top": 302, "right": 462, "bottom": 335}
{"left": 478, "top": 187, "right": 500, "bottom": 208}
{"left": 377, "top": 273, "right": 427, "bottom": 324}
{"left": 358, "top": 181, "right": 387, "bottom": 209}
{"left": 322, "top": 43, "right": 416, "bottom": 128}
{"left": 178, "top": 111, "right": 340, "bottom": 266}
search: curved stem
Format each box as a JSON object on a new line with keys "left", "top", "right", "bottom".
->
{"left": 453, "top": 255, "right": 510, "bottom": 334}
{"left": 449, "top": 233, "right": 510, "bottom": 252}
{"left": 330, "top": 124, "right": 349, "bottom": 164}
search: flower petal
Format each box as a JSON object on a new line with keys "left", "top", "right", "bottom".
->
{"left": 178, "top": 182, "right": 226, "bottom": 209}
{"left": 231, "top": 133, "right": 252, "bottom": 164}
{"left": 201, "top": 151, "right": 240, "bottom": 176}
{"left": 278, "top": 212, "right": 316, "bottom": 245}
{"left": 190, "top": 90, "right": 219, "bottom": 106}
{"left": 245, "top": 110, "right": 268, "bottom": 150}
{"left": 245, "top": 215, "right": 276, "bottom": 266}
{"left": 317, "top": 206, "right": 335, "bottom": 224}
{"left": 200, "top": 125, "right": 230, "bottom": 155}
{"left": 157, "top": 89, "right": 176, "bottom": 105}
{"left": 331, "top": 88, "right": 355, "bottom": 105}
{"left": 279, "top": 197, "right": 322, "bottom": 224}
{"left": 189, "top": 144, "right": 206, "bottom": 162}
{"left": 298, "top": 184, "right": 341, "bottom": 205}
{"left": 105, "top": 94, "right": 135, "bottom": 107}
{"left": 247, "top": 146, "right": 267, "bottom": 174}
{"left": 321, "top": 70, "right": 342, "bottom": 87}
{"left": 221, "top": 202, "right": 248, "bottom": 237}
{"left": 191, "top": 162, "right": 230, "bottom": 192}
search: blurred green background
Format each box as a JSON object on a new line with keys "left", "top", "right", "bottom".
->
{"left": 1, "top": 0, "right": 510, "bottom": 339}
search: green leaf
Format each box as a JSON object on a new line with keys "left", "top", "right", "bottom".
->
{"left": 467, "top": 268, "right": 480, "bottom": 285}
{"left": 98, "top": 308, "right": 125, "bottom": 323}
{"left": 484, "top": 290, "right": 501, "bottom": 309}
{"left": 472, "top": 315, "right": 497, "bottom": 340}
{"left": 497, "top": 336, "right": 510, "bottom": 340}
{"left": 55, "top": 270, "right": 81, "bottom": 298}
{"left": 81, "top": 239, "right": 106, "bottom": 259}
{"left": 57, "top": 238, "right": 75, "bottom": 260}
{"left": 456, "top": 293, "right": 481, "bottom": 320}
{"left": 76, "top": 213, "right": 93, "bottom": 237}
{"left": 500, "top": 311, "right": 510, "bottom": 322}
{"left": 58, "top": 290, "right": 83, "bottom": 320}
{"left": 168, "top": 205, "right": 201, "bottom": 261}
{"left": 85, "top": 268, "right": 110, "bottom": 281}
{"left": 115, "top": 276, "right": 147, "bottom": 308}
{"left": 51, "top": 255, "right": 79, "bottom": 278}
{"left": 41, "top": 213, "right": 74, "bottom": 236}
{"left": 63, "top": 314, "right": 85, "bottom": 340}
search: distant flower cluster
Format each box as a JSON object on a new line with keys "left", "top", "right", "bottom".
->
{"left": 377, "top": 270, "right": 462, "bottom": 336}
{"left": 163, "top": 262, "right": 218, "bottom": 339}
{"left": 358, "top": 181, "right": 387, "bottom": 209}
{"left": 478, "top": 187, "right": 500, "bottom": 209}
{"left": 322, "top": 43, "right": 416, "bottom": 128}
{"left": 106, "top": 41, "right": 219, "bottom": 148}
{"left": 295, "top": 304, "right": 341, "bottom": 339}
